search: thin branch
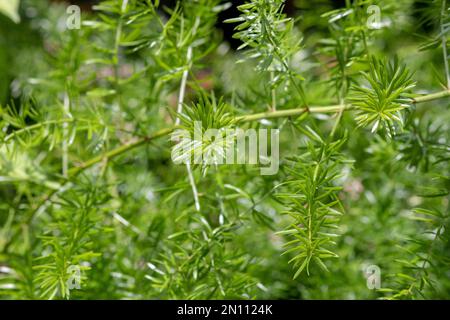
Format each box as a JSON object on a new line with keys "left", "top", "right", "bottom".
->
{"left": 237, "top": 104, "right": 348, "bottom": 122}
{"left": 66, "top": 90, "right": 450, "bottom": 175}
{"left": 2, "top": 118, "right": 147, "bottom": 144}
{"left": 174, "top": 46, "right": 201, "bottom": 212}
{"left": 4, "top": 89, "right": 450, "bottom": 251}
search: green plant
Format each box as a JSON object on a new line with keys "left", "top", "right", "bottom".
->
{"left": 350, "top": 56, "right": 416, "bottom": 134}
{"left": 0, "top": 0, "right": 449, "bottom": 300}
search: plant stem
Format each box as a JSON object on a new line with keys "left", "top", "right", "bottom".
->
{"left": 113, "top": 0, "right": 128, "bottom": 108}
{"left": 175, "top": 47, "right": 193, "bottom": 126}
{"left": 68, "top": 90, "right": 450, "bottom": 174}
{"left": 67, "top": 126, "right": 174, "bottom": 176}
{"left": 4, "top": 119, "right": 77, "bottom": 143}
{"left": 62, "top": 92, "right": 70, "bottom": 178}
{"left": 270, "top": 71, "right": 276, "bottom": 111}
{"left": 174, "top": 46, "right": 200, "bottom": 211}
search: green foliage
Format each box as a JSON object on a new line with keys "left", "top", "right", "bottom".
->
{"left": 350, "top": 56, "right": 416, "bottom": 134}
{"left": 0, "top": 0, "right": 449, "bottom": 300}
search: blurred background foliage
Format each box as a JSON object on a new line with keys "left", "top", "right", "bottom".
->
{"left": 0, "top": 0, "right": 449, "bottom": 299}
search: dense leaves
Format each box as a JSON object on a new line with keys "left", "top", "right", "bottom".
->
{"left": 350, "top": 56, "right": 416, "bottom": 134}
{"left": 0, "top": 0, "right": 449, "bottom": 300}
